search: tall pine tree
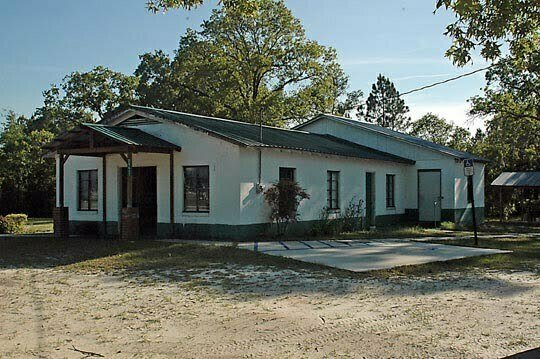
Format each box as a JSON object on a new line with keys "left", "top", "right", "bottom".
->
{"left": 365, "top": 74, "right": 410, "bottom": 131}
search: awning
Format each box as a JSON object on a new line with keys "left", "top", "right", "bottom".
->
{"left": 491, "top": 172, "right": 540, "bottom": 188}
{"left": 44, "top": 123, "right": 181, "bottom": 156}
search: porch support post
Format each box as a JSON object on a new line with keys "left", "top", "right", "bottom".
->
{"left": 126, "top": 151, "right": 133, "bottom": 208}
{"left": 170, "top": 151, "right": 175, "bottom": 236}
{"left": 54, "top": 154, "right": 70, "bottom": 239}
{"left": 102, "top": 155, "right": 107, "bottom": 237}
{"left": 59, "top": 154, "right": 67, "bottom": 207}
{"left": 121, "top": 151, "right": 139, "bottom": 240}
{"left": 499, "top": 186, "right": 503, "bottom": 222}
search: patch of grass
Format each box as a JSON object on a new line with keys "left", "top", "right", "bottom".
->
{"left": 1, "top": 227, "right": 537, "bottom": 285}
{"left": 23, "top": 218, "right": 53, "bottom": 234}
{"left": 292, "top": 225, "right": 471, "bottom": 241}
{"left": 0, "top": 237, "right": 328, "bottom": 275}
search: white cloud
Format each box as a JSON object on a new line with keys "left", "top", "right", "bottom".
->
{"left": 341, "top": 57, "right": 449, "bottom": 66}
{"left": 394, "top": 73, "right": 452, "bottom": 81}
{"left": 408, "top": 102, "right": 486, "bottom": 132}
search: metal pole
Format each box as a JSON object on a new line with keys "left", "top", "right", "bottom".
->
{"left": 170, "top": 151, "right": 175, "bottom": 232}
{"left": 470, "top": 175, "right": 478, "bottom": 245}
{"left": 102, "top": 155, "right": 107, "bottom": 237}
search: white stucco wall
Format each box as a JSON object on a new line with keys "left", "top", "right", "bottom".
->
{"left": 58, "top": 120, "right": 242, "bottom": 226}
{"left": 454, "top": 161, "right": 485, "bottom": 209}
{"left": 56, "top": 115, "right": 485, "bottom": 230}
{"left": 299, "top": 117, "right": 486, "bottom": 212}
{"left": 238, "top": 147, "right": 411, "bottom": 225}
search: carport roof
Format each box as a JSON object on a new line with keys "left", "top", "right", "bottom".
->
{"left": 111, "top": 106, "right": 415, "bottom": 164}
{"left": 491, "top": 172, "right": 540, "bottom": 188}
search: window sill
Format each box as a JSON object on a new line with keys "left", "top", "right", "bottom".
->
{"left": 77, "top": 209, "right": 98, "bottom": 212}
{"left": 386, "top": 206, "right": 396, "bottom": 210}
{"left": 182, "top": 212, "right": 210, "bottom": 217}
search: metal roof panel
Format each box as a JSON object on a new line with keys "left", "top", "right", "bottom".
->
{"left": 129, "top": 106, "right": 415, "bottom": 164}
{"left": 491, "top": 172, "right": 540, "bottom": 187}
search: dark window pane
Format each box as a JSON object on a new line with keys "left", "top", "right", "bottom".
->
{"left": 184, "top": 166, "right": 210, "bottom": 212}
{"left": 386, "top": 174, "right": 395, "bottom": 207}
{"left": 327, "top": 171, "right": 339, "bottom": 209}
{"left": 78, "top": 169, "right": 98, "bottom": 211}
{"left": 279, "top": 167, "right": 295, "bottom": 182}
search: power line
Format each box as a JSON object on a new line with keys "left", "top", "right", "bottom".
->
{"left": 399, "top": 65, "right": 494, "bottom": 97}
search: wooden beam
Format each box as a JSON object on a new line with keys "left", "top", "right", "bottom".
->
{"left": 126, "top": 152, "right": 133, "bottom": 208}
{"left": 58, "top": 145, "right": 175, "bottom": 156}
{"left": 119, "top": 153, "right": 129, "bottom": 165}
{"left": 58, "top": 145, "right": 131, "bottom": 155}
{"left": 170, "top": 151, "right": 175, "bottom": 231}
{"left": 58, "top": 154, "right": 66, "bottom": 207}
{"left": 103, "top": 155, "right": 107, "bottom": 236}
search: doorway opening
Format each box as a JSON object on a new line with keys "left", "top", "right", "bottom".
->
{"left": 121, "top": 166, "right": 157, "bottom": 236}
{"left": 418, "top": 169, "right": 442, "bottom": 224}
{"left": 365, "top": 172, "right": 376, "bottom": 228}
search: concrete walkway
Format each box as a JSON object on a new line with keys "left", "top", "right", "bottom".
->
{"left": 236, "top": 239, "right": 511, "bottom": 272}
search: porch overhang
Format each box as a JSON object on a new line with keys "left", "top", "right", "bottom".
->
{"left": 45, "top": 123, "right": 180, "bottom": 240}
{"left": 44, "top": 123, "right": 181, "bottom": 156}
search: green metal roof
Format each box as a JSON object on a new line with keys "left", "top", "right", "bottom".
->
{"left": 126, "top": 106, "right": 415, "bottom": 164}
{"left": 295, "top": 114, "right": 490, "bottom": 163}
{"left": 81, "top": 123, "right": 180, "bottom": 150}
{"left": 491, "top": 172, "right": 540, "bottom": 187}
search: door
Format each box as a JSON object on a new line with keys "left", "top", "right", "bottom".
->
{"left": 365, "top": 172, "right": 375, "bottom": 227}
{"left": 418, "top": 170, "right": 442, "bottom": 222}
{"left": 122, "top": 166, "right": 157, "bottom": 235}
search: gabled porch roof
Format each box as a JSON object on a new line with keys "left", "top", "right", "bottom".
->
{"left": 44, "top": 123, "right": 181, "bottom": 156}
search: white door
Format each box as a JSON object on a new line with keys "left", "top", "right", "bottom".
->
{"left": 418, "top": 170, "right": 442, "bottom": 222}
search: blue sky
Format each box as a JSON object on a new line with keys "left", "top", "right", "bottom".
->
{"left": 0, "top": 0, "right": 489, "bottom": 130}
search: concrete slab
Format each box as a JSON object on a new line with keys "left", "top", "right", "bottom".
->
{"left": 240, "top": 239, "right": 510, "bottom": 272}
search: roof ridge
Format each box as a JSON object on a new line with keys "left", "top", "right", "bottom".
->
{"left": 131, "top": 105, "right": 311, "bottom": 135}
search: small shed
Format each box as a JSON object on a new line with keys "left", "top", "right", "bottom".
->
{"left": 491, "top": 172, "right": 540, "bottom": 222}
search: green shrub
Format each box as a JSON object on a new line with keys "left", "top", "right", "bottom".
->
{"left": 311, "top": 197, "right": 365, "bottom": 236}
{"left": 264, "top": 180, "right": 310, "bottom": 236}
{"left": 311, "top": 207, "right": 338, "bottom": 236}
{"left": 340, "top": 197, "right": 365, "bottom": 232}
{"left": 0, "top": 214, "right": 28, "bottom": 234}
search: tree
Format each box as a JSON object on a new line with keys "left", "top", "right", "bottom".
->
{"left": 409, "top": 112, "right": 472, "bottom": 151}
{"left": 33, "top": 66, "right": 138, "bottom": 134}
{"left": 469, "top": 50, "right": 540, "bottom": 123}
{"left": 146, "top": 0, "right": 244, "bottom": 12}
{"left": 0, "top": 112, "right": 55, "bottom": 216}
{"left": 436, "top": 0, "right": 540, "bottom": 66}
{"left": 365, "top": 74, "right": 410, "bottom": 131}
{"left": 469, "top": 51, "right": 539, "bottom": 174}
{"left": 333, "top": 90, "right": 364, "bottom": 119}
{"left": 136, "top": 0, "right": 359, "bottom": 126}
{"left": 409, "top": 113, "right": 453, "bottom": 145}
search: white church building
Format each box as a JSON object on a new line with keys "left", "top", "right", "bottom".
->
{"left": 45, "top": 106, "right": 487, "bottom": 240}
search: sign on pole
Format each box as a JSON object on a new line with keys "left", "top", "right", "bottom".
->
{"left": 464, "top": 158, "right": 478, "bottom": 245}
{"left": 464, "top": 158, "right": 474, "bottom": 177}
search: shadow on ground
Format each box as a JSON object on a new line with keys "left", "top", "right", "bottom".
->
{"left": 0, "top": 235, "right": 538, "bottom": 299}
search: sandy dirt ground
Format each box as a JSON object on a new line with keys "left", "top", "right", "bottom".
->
{"left": 1, "top": 266, "right": 539, "bottom": 358}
